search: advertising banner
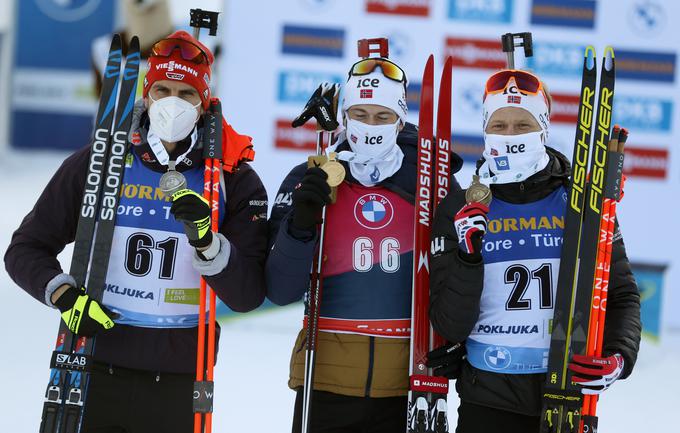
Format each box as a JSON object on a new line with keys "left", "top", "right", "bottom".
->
{"left": 220, "top": 0, "right": 680, "bottom": 329}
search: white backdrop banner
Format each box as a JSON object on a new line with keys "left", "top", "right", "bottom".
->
{"left": 219, "top": 0, "right": 679, "bottom": 330}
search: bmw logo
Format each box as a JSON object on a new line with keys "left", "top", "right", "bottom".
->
{"left": 354, "top": 193, "right": 394, "bottom": 230}
{"left": 484, "top": 346, "right": 512, "bottom": 370}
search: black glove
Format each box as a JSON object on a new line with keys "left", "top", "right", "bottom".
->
{"left": 292, "top": 82, "right": 340, "bottom": 131}
{"left": 170, "top": 189, "right": 213, "bottom": 249}
{"left": 291, "top": 167, "right": 331, "bottom": 232}
{"left": 54, "top": 286, "right": 118, "bottom": 337}
{"left": 426, "top": 342, "right": 467, "bottom": 379}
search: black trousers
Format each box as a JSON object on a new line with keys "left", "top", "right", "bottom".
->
{"left": 456, "top": 401, "right": 541, "bottom": 433}
{"left": 292, "top": 389, "right": 407, "bottom": 433}
{"left": 80, "top": 363, "right": 194, "bottom": 433}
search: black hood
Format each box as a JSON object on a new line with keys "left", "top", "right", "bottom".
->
{"left": 474, "top": 146, "right": 571, "bottom": 204}
{"left": 334, "top": 122, "right": 464, "bottom": 203}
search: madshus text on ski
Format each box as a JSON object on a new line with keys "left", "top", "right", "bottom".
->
{"left": 3, "top": 22, "right": 640, "bottom": 433}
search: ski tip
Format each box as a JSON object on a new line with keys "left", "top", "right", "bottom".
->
{"left": 585, "top": 46, "right": 596, "bottom": 70}
{"left": 605, "top": 46, "right": 615, "bottom": 59}
{"left": 604, "top": 46, "right": 615, "bottom": 71}
{"left": 129, "top": 35, "right": 140, "bottom": 51}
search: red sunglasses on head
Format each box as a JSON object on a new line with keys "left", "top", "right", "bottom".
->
{"left": 484, "top": 69, "right": 543, "bottom": 98}
{"left": 151, "top": 38, "right": 210, "bottom": 65}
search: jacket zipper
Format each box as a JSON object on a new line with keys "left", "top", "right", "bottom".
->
{"left": 364, "top": 337, "right": 375, "bottom": 397}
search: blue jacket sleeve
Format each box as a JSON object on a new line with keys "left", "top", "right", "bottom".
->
{"left": 265, "top": 163, "right": 318, "bottom": 306}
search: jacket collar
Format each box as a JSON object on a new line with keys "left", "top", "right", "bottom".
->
{"left": 476, "top": 146, "right": 571, "bottom": 204}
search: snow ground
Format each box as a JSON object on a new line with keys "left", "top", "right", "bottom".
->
{"left": 0, "top": 150, "right": 677, "bottom": 432}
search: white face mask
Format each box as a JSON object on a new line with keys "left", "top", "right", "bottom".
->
{"left": 478, "top": 131, "right": 549, "bottom": 185}
{"left": 148, "top": 95, "right": 201, "bottom": 143}
{"left": 344, "top": 118, "right": 400, "bottom": 162}
{"left": 331, "top": 118, "right": 404, "bottom": 187}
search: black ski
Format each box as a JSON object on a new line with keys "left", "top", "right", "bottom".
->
{"left": 39, "top": 35, "right": 140, "bottom": 433}
{"left": 541, "top": 46, "right": 616, "bottom": 433}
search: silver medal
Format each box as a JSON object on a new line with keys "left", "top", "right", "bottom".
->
{"left": 159, "top": 161, "right": 187, "bottom": 198}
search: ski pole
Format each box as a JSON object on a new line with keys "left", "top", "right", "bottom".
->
{"left": 187, "top": 9, "right": 220, "bottom": 433}
{"left": 581, "top": 128, "right": 627, "bottom": 432}
{"left": 501, "top": 32, "right": 533, "bottom": 69}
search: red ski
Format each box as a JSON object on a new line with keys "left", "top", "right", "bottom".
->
{"left": 408, "top": 55, "right": 453, "bottom": 433}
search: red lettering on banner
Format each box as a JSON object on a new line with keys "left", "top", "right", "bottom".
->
{"left": 551, "top": 93, "right": 580, "bottom": 124}
{"left": 274, "top": 119, "right": 317, "bottom": 151}
{"left": 444, "top": 37, "right": 505, "bottom": 69}
{"left": 365, "top": 0, "right": 430, "bottom": 17}
{"left": 623, "top": 147, "right": 668, "bottom": 179}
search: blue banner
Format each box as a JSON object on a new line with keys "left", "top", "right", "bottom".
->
{"left": 631, "top": 262, "right": 667, "bottom": 340}
{"left": 11, "top": 0, "right": 115, "bottom": 150}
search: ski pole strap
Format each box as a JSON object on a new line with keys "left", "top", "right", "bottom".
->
{"left": 193, "top": 380, "right": 214, "bottom": 413}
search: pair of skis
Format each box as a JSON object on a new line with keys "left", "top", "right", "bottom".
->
{"left": 541, "top": 46, "right": 624, "bottom": 433}
{"left": 39, "top": 35, "right": 140, "bottom": 433}
{"left": 407, "top": 55, "right": 453, "bottom": 433}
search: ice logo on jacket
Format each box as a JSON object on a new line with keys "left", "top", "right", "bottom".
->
{"left": 354, "top": 193, "right": 394, "bottom": 230}
{"left": 484, "top": 346, "right": 512, "bottom": 370}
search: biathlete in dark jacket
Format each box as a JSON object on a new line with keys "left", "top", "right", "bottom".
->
{"left": 427, "top": 69, "right": 641, "bottom": 433}
{"left": 266, "top": 55, "right": 462, "bottom": 432}
{"left": 4, "top": 31, "right": 267, "bottom": 433}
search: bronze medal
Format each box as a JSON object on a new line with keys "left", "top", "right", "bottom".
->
{"left": 466, "top": 175, "right": 492, "bottom": 206}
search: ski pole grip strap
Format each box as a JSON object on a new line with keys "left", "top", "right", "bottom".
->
{"left": 409, "top": 375, "right": 449, "bottom": 394}
{"left": 604, "top": 151, "right": 625, "bottom": 200}
{"left": 193, "top": 380, "right": 214, "bottom": 413}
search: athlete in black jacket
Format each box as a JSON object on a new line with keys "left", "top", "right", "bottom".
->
{"left": 4, "top": 31, "right": 267, "bottom": 433}
{"left": 427, "top": 69, "right": 641, "bottom": 432}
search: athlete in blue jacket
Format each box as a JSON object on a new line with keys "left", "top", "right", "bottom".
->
{"left": 266, "top": 56, "right": 462, "bottom": 432}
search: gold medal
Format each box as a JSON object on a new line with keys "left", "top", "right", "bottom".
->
{"left": 321, "top": 160, "right": 346, "bottom": 187}
{"left": 466, "top": 175, "right": 492, "bottom": 206}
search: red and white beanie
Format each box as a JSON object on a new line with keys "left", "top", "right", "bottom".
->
{"left": 143, "top": 30, "right": 214, "bottom": 109}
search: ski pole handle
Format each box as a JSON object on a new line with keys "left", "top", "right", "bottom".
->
{"left": 501, "top": 32, "right": 533, "bottom": 69}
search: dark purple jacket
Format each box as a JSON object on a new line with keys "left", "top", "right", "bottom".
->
{"left": 4, "top": 125, "right": 268, "bottom": 373}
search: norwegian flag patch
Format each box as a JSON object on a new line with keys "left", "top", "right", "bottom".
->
{"left": 360, "top": 89, "right": 373, "bottom": 98}
{"left": 507, "top": 95, "right": 521, "bottom": 104}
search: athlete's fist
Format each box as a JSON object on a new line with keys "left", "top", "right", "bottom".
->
{"left": 291, "top": 167, "right": 331, "bottom": 232}
{"left": 54, "top": 286, "right": 118, "bottom": 337}
{"left": 170, "top": 189, "right": 212, "bottom": 249}
{"left": 569, "top": 353, "right": 624, "bottom": 395}
{"left": 454, "top": 202, "right": 489, "bottom": 261}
